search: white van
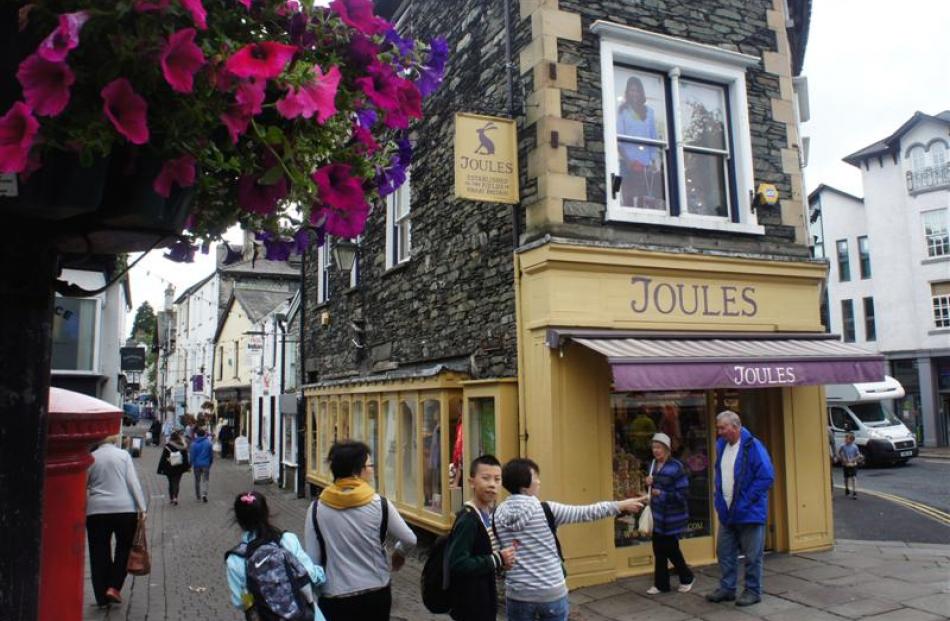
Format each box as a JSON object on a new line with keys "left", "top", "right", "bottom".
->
{"left": 826, "top": 376, "right": 918, "bottom": 465}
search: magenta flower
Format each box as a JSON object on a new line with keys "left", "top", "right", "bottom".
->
{"left": 238, "top": 174, "right": 288, "bottom": 215}
{"left": 16, "top": 54, "right": 75, "bottom": 117}
{"left": 352, "top": 124, "right": 378, "bottom": 154}
{"left": 153, "top": 154, "right": 196, "bottom": 198}
{"left": 329, "top": 0, "right": 389, "bottom": 36}
{"left": 276, "top": 65, "right": 341, "bottom": 123}
{"left": 225, "top": 42, "right": 297, "bottom": 79}
{"left": 311, "top": 163, "right": 369, "bottom": 237}
{"left": 160, "top": 29, "right": 206, "bottom": 94}
{"left": 219, "top": 79, "right": 266, "bottom": 143}
{"left": 37, "top": 11, "right": 90, "bottom": 63}
{"left": 0, "top": 103, "right": 40, "bottom": 174}
{"left": 236, "top": 0, "right": 253, "bottom": 8}
{"left": 134, "top": 0, "right": 172, "bottom": 11}
{"left": 355, "top": 61, "right": 400, "bottom": 111}
{"left": 101, "top": 78, "right": 149, "bottom": 145}
{"left": 179, "top": 0, "right": 207, "bottom": 30}
{"left": 384, "top": 78, "right": 422, "bottom": 129}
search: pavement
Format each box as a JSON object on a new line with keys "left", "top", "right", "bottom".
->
{"left": 84, "top": 436, "right": 950, "bottom": 621}
{"left": 918, "top": 446, "right": 950, "bottom": 462}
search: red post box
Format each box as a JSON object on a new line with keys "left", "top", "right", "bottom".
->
{"left": 39, "top": 388, "right": 121, "bottom": 621}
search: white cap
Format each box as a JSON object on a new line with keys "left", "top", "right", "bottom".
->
{"left": 652, "top": 432, "right": 672, "bottom": 450}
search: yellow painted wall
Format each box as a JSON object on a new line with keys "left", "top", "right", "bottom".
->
{"left": 515, "top": 242, "right": 833, "bottom": 587}
{"left": 214, "top": 302, "right": 255, "bottom": 392}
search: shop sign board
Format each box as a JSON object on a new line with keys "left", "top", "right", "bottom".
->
{"left": 252, "top": 449, "right": 273, "bottom": 482}
{"left": 234, "top": 436, "right": 250, "bottom": 463}
{"left": 120, "top": 347, "right": 147, "bottom": 371}
{"left": 454, "top": 112, "right": 519, "bottom": 204}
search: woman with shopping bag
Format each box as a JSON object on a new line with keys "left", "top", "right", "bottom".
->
{"left": 157, "top": 431, "right": 190, "bottom": 505}
{"left": 86, "top": 435, "right": 148, "bottom": 607}
{"left": 644, "top": 432, "right": 695, "bottom": 595}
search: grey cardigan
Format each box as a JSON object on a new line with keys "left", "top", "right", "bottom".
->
{"left": 86, "top": 443, "right": 147, "bottom": 515}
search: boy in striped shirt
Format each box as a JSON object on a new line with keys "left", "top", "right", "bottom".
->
{"left": 493, "top": 458, "right": 644, "bottom": 621}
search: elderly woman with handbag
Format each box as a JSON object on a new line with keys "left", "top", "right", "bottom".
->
{"left": 86, "top": 435, "right": 148, "bottom": 607}
{"left": 644, "top": 432, "right": 695, "bottom": 595}
{"left": 157, "top": 431, "right": 189, "bottom": 505}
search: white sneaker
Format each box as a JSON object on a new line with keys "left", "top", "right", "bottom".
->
{"left": 678, "top": 580, "right": 695, "bottom": 593}
{"left": 646, "top": 586, "right": 661, "bottom": 595}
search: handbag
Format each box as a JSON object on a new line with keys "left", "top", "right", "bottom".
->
{"left": 127, "top": 515, "right": 151, "bottom": 575}
{"left": 168, "top": 450, "right": 183, "bottom": 467}
{"left": 639, "top": 460, "right": 656, "bottom": 536}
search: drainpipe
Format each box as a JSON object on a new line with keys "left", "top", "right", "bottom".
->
{"left": 296, "top": 246, "right": 308, "bottom": 498}
{"left": 503, "top": 0, "right": 521, "bottom": 250}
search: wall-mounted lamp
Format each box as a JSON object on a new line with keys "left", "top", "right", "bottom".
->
{"left": 332, "top": 238, "right": 358, "bottom": 273}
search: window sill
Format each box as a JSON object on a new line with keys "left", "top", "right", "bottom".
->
{"left": 312, "top": 301, "right": 330, "bottom": 311}
{"left": 605, "top": 210, "right": 765, "bottom": 235}
{"left": 928, "top": 328, "right": 950, "bottom": 336}
{"left": 383, "top": 260, "right": 411, "bottom": 277}
{"left": 922, "top": 255, "right": 950, "bottom": 265}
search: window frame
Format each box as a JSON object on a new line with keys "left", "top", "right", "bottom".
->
{"left": 841, "top": 299, "right": 856, "bottom": 343}
{"left": 932, "top": 292, "right": 950, "bottom": 329}
{"left": 316, "top": 240, "right": 331, "bottom": 304}
{"left": 51, "top": 295, "right": 101, "bottom": 373}
{"left": 836, "top": 239, "right": 851, "bottom": 282}
{"left": 385, "top": 173, "right": 412, "bottom": 269}
{"left": 863, "top": 297, "right": 876, "bottom": 342}
{"left": 922, "top": 210, "right": 949, "bottom": 258}
{"left": 857, "top": 236, "right": 871, "bottom": 279}
{"left": 595, "top": 23, "right": 763, "bottom": 235}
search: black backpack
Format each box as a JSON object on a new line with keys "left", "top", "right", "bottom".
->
{"left": 309, "top": 496, "right": 389, "bottom": 566}
{"left": 420, "top": 506, "right": 477, "bottom": 614}
{"left": 226, "top": 534, "right": 314, "bottom": 621}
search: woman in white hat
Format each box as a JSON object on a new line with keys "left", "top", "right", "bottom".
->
{"left": 645, "top": 432, "right": 695, "bottom": 595}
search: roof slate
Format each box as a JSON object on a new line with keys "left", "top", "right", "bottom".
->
{"left": 233, "top": 289, "right": 295, "bottom": 324}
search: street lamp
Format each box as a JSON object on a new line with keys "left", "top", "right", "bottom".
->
{"left": 331, "top": 238, "right": 358, "bottom": 273}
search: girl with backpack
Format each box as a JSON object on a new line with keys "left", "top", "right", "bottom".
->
{"left": 226, "top": 491, "right": 326, "bottom": 621}
{"left": 156, "top": 431, "right": 189, "bottom": 505}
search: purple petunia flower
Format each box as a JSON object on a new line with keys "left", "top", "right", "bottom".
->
{"left": 356, "top": 107, "right": 377, "bottom": 128}
{"left": 384, "top": 28, "right": 414, "bottom": 59}
{"left": 164, "top": 240, "right": 197, "bottom": 262}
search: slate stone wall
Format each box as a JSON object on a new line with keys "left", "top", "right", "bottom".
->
{"left": 303, "top": 0, "right": 522, "bottom": 383}
{"left": 542, "top": 0, "right": 808, "bottom": 259}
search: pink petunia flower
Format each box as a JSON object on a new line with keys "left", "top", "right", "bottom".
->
{"left": 153, "top": 154, "right": 196, "bottom": 198}
{"left": 37, "top": 11, "right": 90, "bottom": 63}
{"left": 354, "top": 61, "right": 400, "bottom": 112}
{"left": 310, "top": 163, "right": 370, "bottom": 237}
{"left": 236, "top": 0, "right": 252, "bottom": 8}
{"left": 219, "top": 79, "right": 266, "bottom": 143}
{"left": 16, "top": 54, "right": 75, "bottom": 117}
{"left": 238, "top": 174, "right": 288, "bottom": 215}
{"left": 101, "top": 78, "right": 149, "bottom": 145}
{"left": 225, "top": 42, "right": 297, "bottom": 79}
{"left": 160, "top": 29, "right": 206, "bottom": 94}
{"left": 276, "top": 65, "right": 341, "bottom": 123}
{"left": 329, "top": 0, "right": 389, "bottom": 36}
{"left": 179, "top": 0, "right": 207, "bottom": 30}
{"left": 0, "top": 102, "right": 40, "bottom": 174}
{"left": 351, "top": 124, "right": 378, "bottom": 154}
{"left": 384, "top": 78, "right": 422, "bottom": 129}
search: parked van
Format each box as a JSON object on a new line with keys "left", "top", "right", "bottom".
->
{"left": 826, "top": 376, "right": 918, "bottom": 465}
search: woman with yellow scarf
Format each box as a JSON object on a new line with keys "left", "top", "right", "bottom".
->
{"left": 304, "top": 441, "right": 417, "bottom": 621}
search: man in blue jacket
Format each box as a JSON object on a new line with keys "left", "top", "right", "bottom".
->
{"left": 189, "top": 427, "right": 213, "bottom": 503}
{"left": 706, "top": 410, "right": 774, "bottom": 607}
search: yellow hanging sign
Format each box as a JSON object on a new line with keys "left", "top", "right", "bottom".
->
{"left": 454, "top": 112, "right": 519, "bottom": 204}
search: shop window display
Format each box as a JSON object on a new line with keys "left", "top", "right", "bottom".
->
{"left": 352, "top": 400, "right": 364, "bottom": 441}
{"left": 309, "top": 401, "right": 319, "bottom": 470}
{"left": 612, "top": 391, "right": 711, "bottom": 547}
{"left": 423, "top": 399, "right": 442, "bottom": 512}
{"left": 366, "top": 400, "right": 379, "bottom": 488}
{"left": 383, "top": 399, "right": 397, "bottom": 497}
{"left": 448, "top": 397, "right": 464, "bottom": 512}
{"left": 400, "top": 399, "right": 419, "bottom": 506}
{"left": 339, "top": 400, "right": 350, "bottom": 441}
{"left": 318, "top": 400, "right": 329, "bottom": 475}
{"left": 468, "top": 397, "right": 496, "bottom": 458}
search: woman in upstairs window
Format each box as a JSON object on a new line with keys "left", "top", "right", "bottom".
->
{"left": 618, "top": 76, "right": 664, "bottom": 210}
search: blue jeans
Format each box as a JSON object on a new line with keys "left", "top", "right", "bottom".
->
{"left": 717, "top": 523, "right": 765, "bottom": 596}
{"left": 506, "top": 596, "right": 569, "bottom": 621}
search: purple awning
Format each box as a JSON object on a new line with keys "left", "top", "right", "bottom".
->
{"left": 552, "top": 331, "right": 886, "bottom": 391}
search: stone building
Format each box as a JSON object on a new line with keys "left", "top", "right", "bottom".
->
{"left": 302, "top": 0, "right": 885, "bottom": 587}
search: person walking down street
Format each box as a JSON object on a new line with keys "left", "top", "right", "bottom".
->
{"left": 149, "top": 418, "right": 162, "bottom": 446}
{"left": 189, "top": 427, "right": 213, "bottom": 503}
{"left": 156, "top": 431, "right": 189, "bottom": 505}
{"left": 706, "top": 411, "right": 775, "bottom": 608}
{"left": 446, "top": 455, "right": 517, "bottom": 621}
{"left": 226, "top": 491, "right": 326, "bottom": 621}
{"left": 837, "top": 432, "right": 862, "bottom": 499}
{"left": 493, "top": 458, "right": 644, "bottom": 621}
{"left": 86, "top": 435, "right": 148, "bottom": 607}
{"left": 644, "top": 432, "right": 695, "bottom": 595}
{"left": 304, "top": 441, "right": 417, "bottom": 621}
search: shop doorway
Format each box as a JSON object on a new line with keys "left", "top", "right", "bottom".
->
{"left": 712, "top": 388, "right": 782, "bottom": 550}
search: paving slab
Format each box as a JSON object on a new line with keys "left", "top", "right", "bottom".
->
{"left": 902, "top": 592, "right": 950, "bottom": 616}
{"left": 862, "top": 609, "right": 946, "bottom": 621}
{"left": 823, "top": 597, "right": 903, "bottom": 619}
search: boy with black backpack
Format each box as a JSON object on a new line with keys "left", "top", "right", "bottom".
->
{"left": 440, "top": 455, "right": 516, "bottom": 621}
{"left": 225, "top": 491, "right": 326, "bottom": 621}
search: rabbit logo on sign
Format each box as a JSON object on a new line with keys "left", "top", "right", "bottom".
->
{"left": 474, "top": 122, "right": 497, "bottom": 155}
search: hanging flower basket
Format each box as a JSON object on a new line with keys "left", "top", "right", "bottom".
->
{"left": 0, "top": 0, "right": 447, "bottom": 258}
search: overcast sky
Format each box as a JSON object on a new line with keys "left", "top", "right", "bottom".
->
{"left": 124, "top": 0, "right": 950, "bottom": 323}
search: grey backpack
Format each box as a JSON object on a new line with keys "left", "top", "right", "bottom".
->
{"left": 227, "top": 534, "right": 314, "bottom": 620}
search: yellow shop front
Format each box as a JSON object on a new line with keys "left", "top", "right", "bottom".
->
{"left": 515, "top": 242, "right": 885, "bottom": 588}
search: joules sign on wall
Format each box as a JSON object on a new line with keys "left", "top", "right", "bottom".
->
{"left": 454, "top": 112, "right": 519, "bottom": 204}
{"left": 630, "top": 276, "right": 758, "bottom": 318}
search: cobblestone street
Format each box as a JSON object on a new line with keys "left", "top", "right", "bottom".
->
{"left": 83, "top": 435, "right": 444, "bottom": 620}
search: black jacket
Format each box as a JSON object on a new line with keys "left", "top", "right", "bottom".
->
{"left": 156, "top": 442, "right": 190, "bottom": 476}
{"left": 447, "top": 508, "right": 500, "bottom": 621}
